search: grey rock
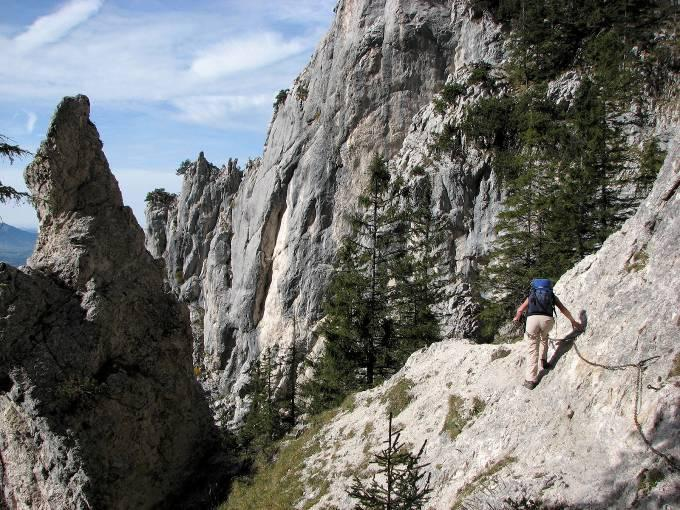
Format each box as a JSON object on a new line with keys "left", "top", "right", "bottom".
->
{"left": 1, "top": 95, "right": 213, "bottom": 509}
{"left": 145, "top": 0, "right": 677, "bottom": 422}
{"left": 287, "top": 133, "right": 680, "bottom": 510}
{"left": 146, "top": 0, "right": 504, "bottom": 419}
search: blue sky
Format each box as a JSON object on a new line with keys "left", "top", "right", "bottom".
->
{"left": 0, "top": 0, "right": 336, "bottom": 230}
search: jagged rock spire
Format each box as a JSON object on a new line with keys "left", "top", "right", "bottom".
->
{"left": 1, "top": 95, "right": 213, "bottom": 509}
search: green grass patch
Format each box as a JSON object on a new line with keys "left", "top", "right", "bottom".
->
{"left": 451, "top": 456, "right": 517, "bottom": 510}
{"left": 471, "top": 397, "right": 486, "bottom": 416}
{"left": 625, "top": 248, "right": 649, "bottom": 272}
{"left": 219, "top": 409, "right": 339, "bottom": 510}
{"left": 442, "top": 395, "right": 465, "bottom": 440}
{"left": 380, "top": 377, "right": 415, "bottom": 416}
{"left": 362, "top": 421, "right": 374, "bottom": 439}
{"left": 340, "top": 394, "right": 356, "bottom": 412}
{"left": 442, "top": 395, "right": 486, "bottom": 440}
{"left": 637, "top": 467, "right": 665, "bottom": 495}
{"left": 669, "top": 352, "right": 680, "bottom": 379}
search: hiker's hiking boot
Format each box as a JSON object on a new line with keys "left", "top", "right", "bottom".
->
{"left": 541, "top": 360, "right": 553, "bottom": 370}
{"left": 522, "top": 380, "right": 537, "bottom": 390}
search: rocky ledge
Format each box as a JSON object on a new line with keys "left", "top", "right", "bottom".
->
{"left": 254, "top": 136, "right": 680, "bottom": 509}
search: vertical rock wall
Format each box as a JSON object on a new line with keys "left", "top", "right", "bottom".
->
{"left": 146, "top": 0, "right": 506, "bottom": 418}
{"left": 145, "top": 0, "right": 677, "bottom": 423}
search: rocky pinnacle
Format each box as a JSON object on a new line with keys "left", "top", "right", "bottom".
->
{"left": 0, "top": 95, "right": 213, "bottom": 509}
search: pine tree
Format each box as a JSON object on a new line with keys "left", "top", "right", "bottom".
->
{"left": 391, "top": 175, "right": 450, "bottom": 363}
{"left": 347, "top": 413, "right": 432, "bottom": 510}
{"left": 0, "top": 134, "right": 30, "bottom": 203}
{"left": 307, "top": 155, "right": 403, "bottom": 412}
{"left": 568, "top": 77, "right": 634, "bottom": 246}
{"left": 464, "top": 0, "right": 672, "bottom": 341}
{"left": 634, "top": 137, "right": 665, "bottom": 199}
{"left": 476, "top": 88, "right": 564, "bottom": 338}
{"left": 240, "top": 346, "right": 282, "bottom": 455}
{"left": 282, "top": 317, "right": 303, "bottom": 429}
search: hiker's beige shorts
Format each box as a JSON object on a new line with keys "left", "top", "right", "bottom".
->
{"left": 524, "top": 315, "right": 554, "bottom": 382}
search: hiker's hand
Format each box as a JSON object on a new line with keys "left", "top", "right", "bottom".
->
{"left": 571, "top": 319, "right": 582, "bottom": 331}
{"left": 512, "top": 314, "right": 521, "bottom": 324}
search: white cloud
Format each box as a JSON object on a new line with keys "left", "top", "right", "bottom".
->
{"left": 13, "top": 0, "right": 103, "bottom": 53}
{"left": 25, "top": 112, "right": 37, "bottom": 133}
{"left": 190, "top": 32, "right": 309, "bottom": 80}
{"left": 0, "top": 6, "right": 325, "bottom": 113}
{"left": 172, "top": 95, "right": 271, "bottom": 128}
{"left": 0, "top": 0, "right": 336, "bottom": 140}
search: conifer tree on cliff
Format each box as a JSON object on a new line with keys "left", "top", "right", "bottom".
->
{"left": 305, "top": 155, "right": 403, "bottom": 412}
{"left": 0, "top": 134, "right": 30, "bottom": 203}
{"left": 347, "top": 413, "right": 432, "bottom": 509}
{"left": 240, "top": 346, "right": 281, "bottom": 455}
{"left": 391, "top": 173, "right": 451, "bottom": 364}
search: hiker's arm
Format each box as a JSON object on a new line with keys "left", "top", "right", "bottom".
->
{"left": 513, "top": 298, "right": 528, "bottom": 322}
{"left": 555, "top": 297, "right": 582, "bottom": 330}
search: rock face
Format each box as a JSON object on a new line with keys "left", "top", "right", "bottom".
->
{"left": 146, "top": 0, "right": 505, "bottom": 417}
{"left": 0, "top": 96, "right": 212, "bottom": 509}
{"left": 145, "top": 0, "right": 676, "bottom": 423}
{"left": 278, "top": 135, "right": 680, "bottom": 509}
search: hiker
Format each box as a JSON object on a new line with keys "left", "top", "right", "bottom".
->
{"left": 513, "top": 279, "right": 581, "bottom": 390}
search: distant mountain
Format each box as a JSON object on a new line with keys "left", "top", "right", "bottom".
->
{"left": 0, "top": 223, "right": 37, "bottom": 266}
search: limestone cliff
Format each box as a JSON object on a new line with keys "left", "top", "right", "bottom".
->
{"left": 241, "top": 134, "right": 680, "bottom": 510}
{"left": 146, "top": 0, "right": 505, "bottom": 419}
{"left": 146, "top": 0, "right": 677, "bottom": 424}
{"left": 0, "top": 96, "right": 213, "bottom": 509}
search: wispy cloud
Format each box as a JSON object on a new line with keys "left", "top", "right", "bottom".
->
{"left": 190, "top": 32, "right": 309, "bottom": 80}
{"left": 172, "top": 95, "right": 271, "bottom": 128}
{"left": 24, "top": 111, "right": 37, "bottom": 133}
{"left": 13, "top": 0, "right": 103, "bottom": 53}
{"left": 0, "top": 2, "right": 333, "bottom": 129}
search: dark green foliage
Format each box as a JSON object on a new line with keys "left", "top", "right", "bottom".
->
{"left": 433, "top": 82, "right": 466, "bottom": 114}
{"left": 347, "top": 413, "right": 432, "bottom": 510}
{"left": 295, "top": 84, "right": 309, "bottom": 103}
{"left": 391, "top": 177, "right": 451, "bottom": 364}
{"left": 234, "top": 339, "right": 305, "bottom": 471}
{"left": 441, "top": 82, "right": 466, "bottom": 103}
{"left": 144, "top": 188, "right": 177, "bottom": 207}
{"left": 467, "top": 62, "right": 495, "bottom": 90}
{"left": 306, "top": 155, "right": 401, "bottom": 412}
{"left": 502, "top": 495, "right": 567, "bottom": 509}
{"left": 0, "top": 134, "right": 30, "bottom": 203}
{"left": 282, "top": 320, "right": 303, "bottom": 428}
{"left": 274, "top": 89, "right": 289, "bottom": 111}
{"left": 430, "top": 123, "right": 463, "bottom": 159}
{"left": 306, "top": 157, "right": 450, "bottom": 412}
{"left": 474, "top": 76, "right": 640, "bottom": 338}
{"left": 176, "top": 159, "right": 192, "bottom": 175}
{"left": 472, "top": 0, "right": 676, "bottom": 83}
{"left": 461, "top": 96, "right": 516, "bottom": 152}
{"left": 239, "top": 347, "right": 282, "bottom": 456}
{"left": 635, "top": 137, "right": 666, "bottom": 199}
{"left": 461, "top": 2, "right": 674, "bottom": 340}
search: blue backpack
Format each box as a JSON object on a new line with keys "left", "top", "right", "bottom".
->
{"left": 527, "top": 278, "right": 555, "bottom": 317}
